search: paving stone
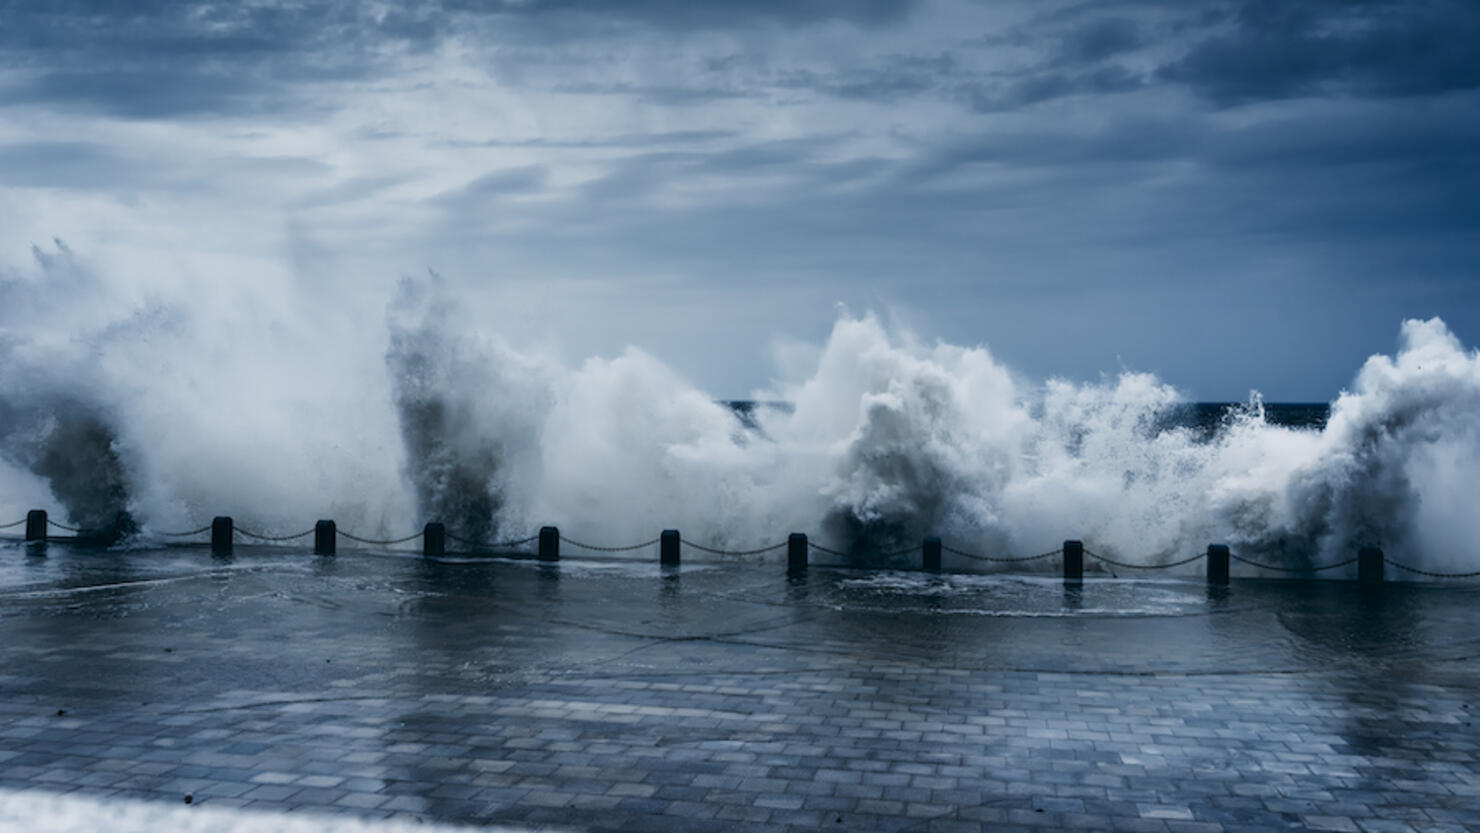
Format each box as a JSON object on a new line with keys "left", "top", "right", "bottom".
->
{"left": 1, "top": 549, "right": 1478, "bottom": 832}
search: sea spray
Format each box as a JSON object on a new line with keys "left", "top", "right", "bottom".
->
{"left": 379, "top": 285, "right": 1480, "bottom": 572}
{"left": 0, "top": 242, "right": 141, "bottom": 541}
{"left": 2, "top": 256, "right": 1478, "bottom": 576}
{"left": 0, "top": 241, "right": 412, "bottom": 541}
{"left": 386, "top": 275, "right": 550, "bottom": 544}
{"left": 1212, "top": 319, "right": 1480, "bottom": 572}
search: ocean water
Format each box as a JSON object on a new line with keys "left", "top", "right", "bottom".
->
{"left": 727, "top": 400, "right": 1332, "bottom": 437}
{"left": 2, "top": 266, "right": 1479, "bottom": 576}
{"left": 1163, "top": 401, "right": 1329, "bottom": 434}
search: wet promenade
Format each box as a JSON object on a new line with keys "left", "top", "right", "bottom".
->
{"left": 0, "top": 542, "right": 1477, "bottom": 832}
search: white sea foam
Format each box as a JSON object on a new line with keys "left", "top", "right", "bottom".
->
{"left": 3, "top": 250, "right": 1477, "bottom": 575}
{"left": 0, "top": 786, "right": 539, "bottom": 833}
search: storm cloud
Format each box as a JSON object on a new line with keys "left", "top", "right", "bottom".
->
{"left": 0, "top": 0, "right": 1476, "bottom": 399}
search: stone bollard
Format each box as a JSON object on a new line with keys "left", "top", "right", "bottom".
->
{"left": 211, "top": 517, "right": 233, "bottom": 555}
{"left": 1063, "top": 540, "right": 1084, "bottom": 583}
{"left": 1207, "top": 544, "right": 1230, "bottom": 585}
{"left": 423, "top": 522, "right": 445, "bottom": 558}
{"left": 660, "top": 529, "right": 680, "bottom": 568}
{"left": 1358, "top": 547, "right": 1384, "bottom": 585}
{"left": 787, "top": 533, "right": 807, "bottom": 576}
{"left": 923, "top": 536, "right": 942, "bottom": 573}
{"left": 314, "top": 520, "right": 336, "bottom": 555}
{"left": 25, "top": 510, "right": 46, "bottom": 542}
{"left": 539, "top": 526, "right": 559, "bottom": 562}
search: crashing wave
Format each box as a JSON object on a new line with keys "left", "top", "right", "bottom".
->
{"left": 2, "top": 251, "right": 1477, "bottom": 575}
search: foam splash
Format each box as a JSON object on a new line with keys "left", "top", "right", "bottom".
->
{"left": 2, "top": 253, "right": 1477, "bottom": 575}
{"left": 0, "top": 786, "right": 534, "bottom": 833}
{"left": 0, "top": 241, "right": 412, "bottom": 540}
{"left": 386, "top": 275, "right": 549, "bottom": 544}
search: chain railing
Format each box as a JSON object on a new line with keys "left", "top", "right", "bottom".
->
{"left": 1084, "top": 549, "right": 1206, "bottom": 570}
{"left": 1382, "top": 559, "right": 1480, "bottom": 579}
{"left": 335, "top": 529, "right": 423, "bottom": 546}
{"left": 683, "top": 540, "right": 789, "bottom": 558}
{"left": 558, "top": 535, "right": 661, "bottom": 553}
{"left": 944, "top": 544, "right": 1063, "bottom": 564}
{"left": 158, "top": 524, "right": 213, "bottom": 538}
{"left": 806, "top": 541, "right": 850, "bottom": 558}
{"left": 7, "top": 506, "right": 1480, "bottom": 582}
{"left": 235, "top": 527, "right": 316, "bottom": 543}
{"left": 445, "top": 531, "right": 540, "bottom": 550}
{"left": 816, "top": 541, "right": 1062, "bottom": 567}
{"left": 807, "top": 541, "right": 929, "bottom": 559}
{"left": 1228, "top": 553, "right": 1359, "bottom": 572}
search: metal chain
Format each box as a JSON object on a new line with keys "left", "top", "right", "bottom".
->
{"left": 1384, "top": 559, "right": 1480, "bottom": 579}
{"left": 22, "top": 512, "right": 1473, "bottom": 581}
{"left": 445, "top": 532, "right": 540, "bottom": 549}
{"left": 683, "top": 540, "right": 789, "bottom": 557}
{"left": 944, "top": 544, "right": 1062, "bottom": 563}
{"left": 158, "top": 524, "right": 214, "bottom": 537}
{"left": 1083, "top": 549, "right": 1205, "bottom": 569}
{"left": 558, "top": 535, "right": 660, "bottom": 553}
{"left": 336, "top": 529, "right": 424, "bottom": 546}
{"left": 1229, "top": 553, "right": 1358, "bottom": 572}
{"left": 806, "top": 541, "right": 938, "bottom": 559}
{"left": 234, "top": 527, "right": 316, "bottom": 542}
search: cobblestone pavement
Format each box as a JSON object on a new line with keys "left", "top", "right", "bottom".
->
{"left": 0, "top": 541, "right": 1478, "bottom": 832}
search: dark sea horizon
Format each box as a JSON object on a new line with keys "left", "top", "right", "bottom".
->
{"left": 722, "top": 400, "right": 1331, "bottom": 438}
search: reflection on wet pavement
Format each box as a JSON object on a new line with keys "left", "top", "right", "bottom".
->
{"left": 1, "top": 541, "right": 1478, "bottom": 831}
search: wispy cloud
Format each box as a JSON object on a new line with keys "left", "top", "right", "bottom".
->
{"left": 0, "top": 0, "right": 1476, "bottom": 398}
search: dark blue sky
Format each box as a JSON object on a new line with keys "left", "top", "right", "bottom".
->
{"left": 1, "top": 0, "right": 1477, "bottom": 400}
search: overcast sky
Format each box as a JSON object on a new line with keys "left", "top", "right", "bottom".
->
{"left": 1, "top": 0, "right": 1476, "bottom": 400}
